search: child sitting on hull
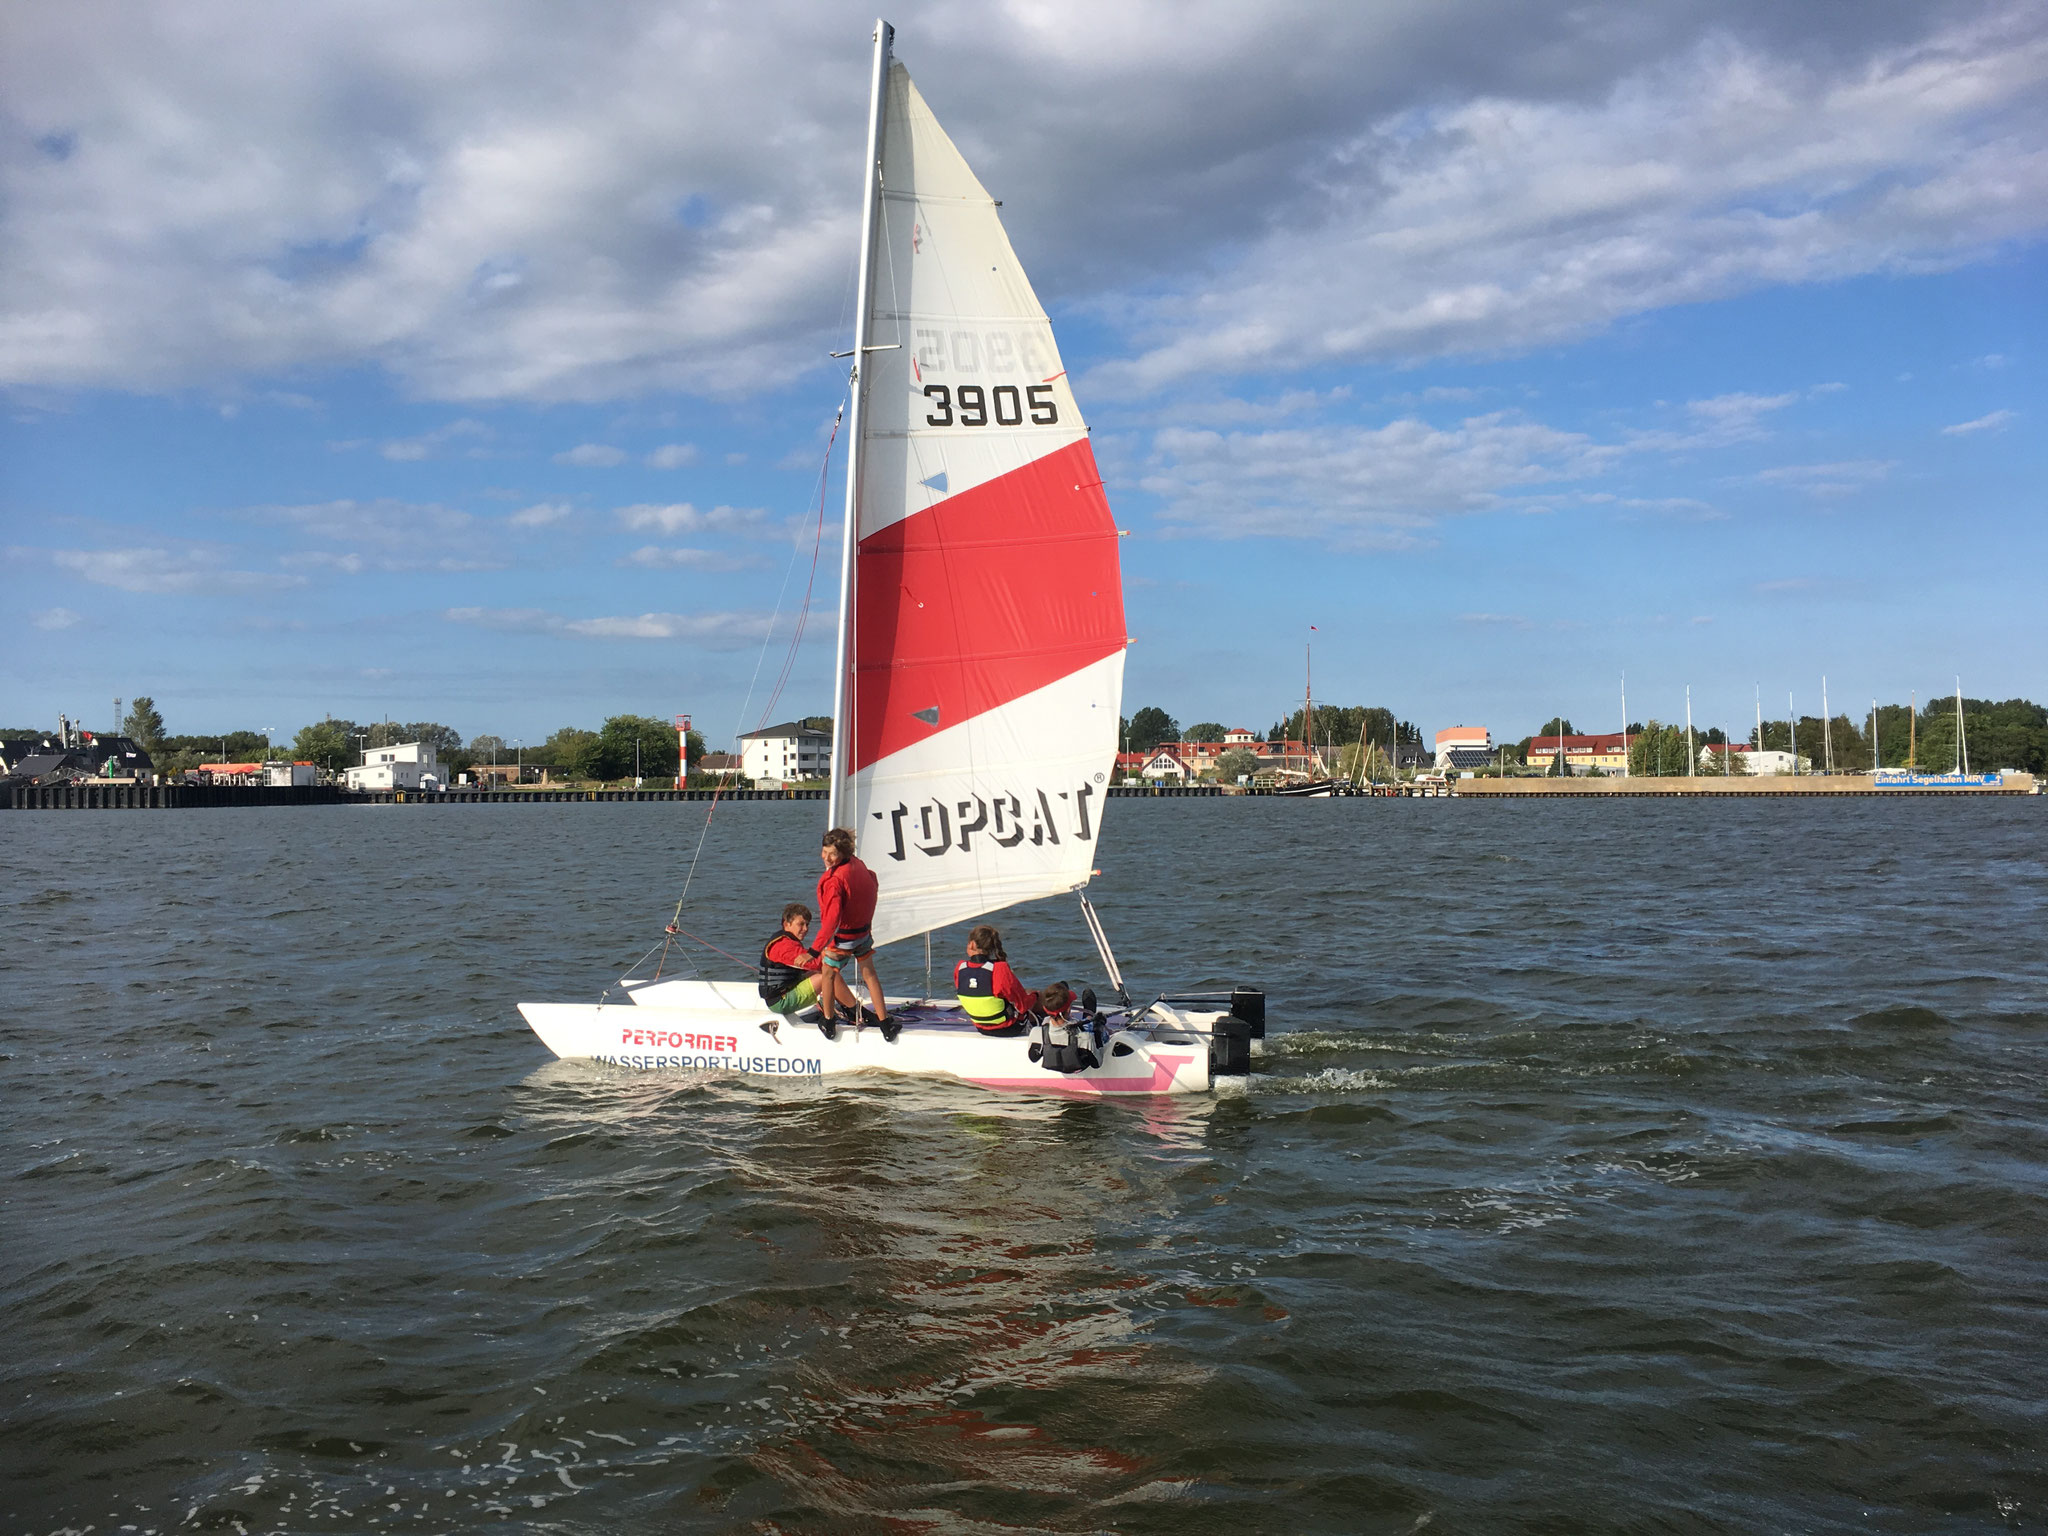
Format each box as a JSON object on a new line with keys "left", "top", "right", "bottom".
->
{"left": 953, "top": 925, "right": 1042, "bottom": 1037}
{"left": 759, "top": 904, "right": 858, "bottom": 1025}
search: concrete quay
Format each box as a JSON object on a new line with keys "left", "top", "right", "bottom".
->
{"left": 2, "top": 780, "right": 1228, "bottom": 811}
{"left": 1454, "top": 773, "right": 2037, "bottom": 798}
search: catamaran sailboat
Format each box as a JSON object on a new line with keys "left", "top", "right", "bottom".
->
{"left": 519, "top": 21, "right": 1263, "bottom": 1097}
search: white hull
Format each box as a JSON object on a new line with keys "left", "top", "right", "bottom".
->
{"left": 518, "top": 978, "right": 1221, "bottom": 1097}
{"left": 1272, "top": 781, "right": 1341, "bottom": 797}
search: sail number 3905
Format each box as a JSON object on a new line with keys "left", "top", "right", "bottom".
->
{"left": 923, "top": 384, "right": 1058, "bottom": 428}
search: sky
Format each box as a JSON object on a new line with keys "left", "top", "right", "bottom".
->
{"left": 4, "top": 0, "right": 2043, "bottom": 751}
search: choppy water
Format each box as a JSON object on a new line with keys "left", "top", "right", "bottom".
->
{"left": 4, "top": 797, "right": 2046, "bottom": 1534}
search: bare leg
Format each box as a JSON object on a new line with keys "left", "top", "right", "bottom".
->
{"left": 855, "top": 953, "right": 888, "bottom": 1021}
{"left": 820, "top": 968, "right": 857, "bottom": 1019}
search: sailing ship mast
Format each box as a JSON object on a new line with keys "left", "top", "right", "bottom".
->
{"left": 1304, "top": 641, "right": 1313, "bottom": 776}
{"left": 828, "top": 19, "right": 894, "bottom": 829}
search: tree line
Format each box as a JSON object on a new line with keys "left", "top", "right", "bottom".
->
{"left": 1123, "top": 704, "right": 1422, "bottom": 755}
{"left": 112, "top": 698, "right": 714, "bottom": 782}
{"left": 1586, "top": 697, "right": 2045, "bottom": 776}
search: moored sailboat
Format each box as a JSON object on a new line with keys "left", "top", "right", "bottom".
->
{"left": 518, "top": 20, "right": 1264, "bottom": 1097}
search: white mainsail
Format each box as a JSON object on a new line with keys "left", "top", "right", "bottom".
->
{"left": 832, "top": 36, "right": 1127, "bottom": 947}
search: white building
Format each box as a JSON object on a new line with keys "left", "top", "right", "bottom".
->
{"left": 264, "top": 760, "right": 319, "bottom": 787}
{"left": 1435, "top": 725, "right": 1493, "bottom": 771}
{"left": 739, "top": 722, "right": 831, "bottom": 786}
{"left": 1700, "top": 744, "right": 1805, "bottom": 775}
{"left": 1742, "top": 749, "right": 1803, "bottom": 776}
{"left": 1139, "top": 749, "right": 1189, "bottom": 783}
{"left": 345, "top": 741, "right": 443, "bottom": 791}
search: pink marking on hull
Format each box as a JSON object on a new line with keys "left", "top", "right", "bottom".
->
{"left": 966, "top": 1052, "right": 1197, "bottom": 1097}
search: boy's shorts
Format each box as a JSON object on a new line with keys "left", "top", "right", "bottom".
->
{"left": 769, "top": 976, "right": 820, "bottom": 1015}
{"left": 819, "top": 935, "right": 873, "bottom": 970}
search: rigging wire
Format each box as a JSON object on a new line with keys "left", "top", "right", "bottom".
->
{"left": 645, "top": 399, "right": 844, "bottom": 981}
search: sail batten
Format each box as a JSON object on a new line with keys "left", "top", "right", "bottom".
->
{"left": 841, "top": 57, "right": 1125, "bottom": 947}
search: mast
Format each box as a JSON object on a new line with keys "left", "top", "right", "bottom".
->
{"left": 1822, "top": 675, "right": 1831, "bottom": 774}
{"left": 1955, "top": 679, "right": 1966, "bottom": 774}
{"left": 1304, "top": 639, "right": 1313, "bottom": 776}
{"left": 827, "top": 18, "right": 894, "bottom": 830}
{"left": 1686, "top": 685, "right": 1694, "bottom": 777}
{"left": 1909, "top": 690, "right": 1916, "bottom": 768}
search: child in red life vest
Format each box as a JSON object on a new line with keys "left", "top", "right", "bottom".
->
{"left": 814, "top": 827, "right": 892, "bottom": 1038}
{"left": 953, "top": 924, "right": 1038, "bottom": 1037}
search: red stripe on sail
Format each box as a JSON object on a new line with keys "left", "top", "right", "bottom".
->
{"left": 851, "top": 438, "right": 1124, "bottom": 774}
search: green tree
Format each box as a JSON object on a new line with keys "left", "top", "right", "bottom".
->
{"left": 1270, "top": 706, "right": 1404, "bottom": 757}
{"left": 588, "top": 714, "right": 703, "bottom": 781}
{"left": 1534, "top": 716, "right": 1576, "bottom": 739}
{"left": 1353, "top": 743, "right": 1394, "bottom": 781}
{"left": 293, "top": 718, "right": 356, "bottom": 773}
{"left": 122, "top": 697, "right": 165, "bottom": 756}
{"left": 541, "top": 726, "right": 600, "bottom": 779}
{"left": 1183, "top": 721, "right": 1226, "bottom": 743}
{"left": 1915, "top": 696, "right": 2046, "bottom": 774}
{"left": 1628, "top": 721, "right": 1692, "bottom": 777}
{"left": 467, "top": 733, "right": 506, "bottom": 761}
{"left": 1214, "top": 747, "right": 1260, "bottom": 784}
{"left": 1126, "top": 706, "right": 1178, "bottom": 753}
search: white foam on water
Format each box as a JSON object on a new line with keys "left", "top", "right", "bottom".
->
{"left": 1253, "top": 1066, "right": 1394, "bottom": 1094}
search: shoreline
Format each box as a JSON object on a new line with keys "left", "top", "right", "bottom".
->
{"left": 6, "top": 774, "right": 2034, "bottom": 810}
{"left": 1454, "top": 772, "right": 2036, "bottom": 797}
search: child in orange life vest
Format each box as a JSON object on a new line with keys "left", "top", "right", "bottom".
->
{"left": 953, "top": 925, "right": 1038, "bottom": 1037}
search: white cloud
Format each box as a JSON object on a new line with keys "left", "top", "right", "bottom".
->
{"left": 1941, "top": 408, "right": 2016, "bottom": 435}
{"left": 1143, "top": 411, "right": 1618, "bottom": 543}
{"left": 255, "top": 497, "right": 506, "bottom": 570}
{"left": 554, "top": 443, "right": 628, "bottom": 467}
{"left": 1754, "top": 458, "right": 1897, "bottom": 497}
{"left": 1602, "top": 494, "right": 1724, "bottom": 520}
{"left": 32, "top": 606, "right": 82, "bottom": 630}
{"left": 620, "top": 544, "right": 766, "bottom": 571}
{"left": 615, "top": 501, "right": 762, "bottom": 534}
{"left": 1095, "top": 10, "right": 2048, "bottom": 393}
{"left": 380, "top": 418, "right": 491, "bottom": 460}
{"left": 1686, "top": 392, "right": 1798, "bottom": 426}
{"left": 508, "top": 501, "right": 574, "bottom": 526}
{"left": 444, "top": 605, "right": 783, "bottom": 645}
{"left": 646, "top": 442, "right": 698, "bottom": 468}
{"left": 258, "top": 497, "right": 479, "bottom": 545}
{"left": 1626, "top": 391, "right": 1800, "bottom": 451}
{"left": 39, "top": 546, "right": 302, "bottom": 595}
{"left": 3, "top": 3, "right": 2041, "bottom": 403}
